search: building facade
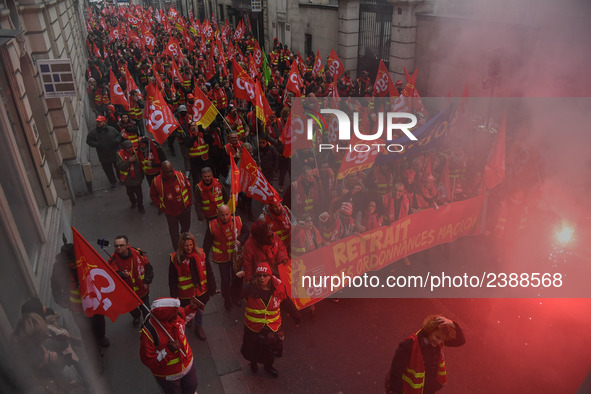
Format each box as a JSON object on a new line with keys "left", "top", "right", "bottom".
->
{"left": 0, "top": 0, "right": 90, "bottom": 342}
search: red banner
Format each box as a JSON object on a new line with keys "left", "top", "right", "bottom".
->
{"left": 239, "top": 146, "right": 280, "bottom": 204}
{"left": 146, "top": 88, "right": 180, "bottom": 145}
{"left": 326, "top": 49, "right": 345, "bottom": 80}
{"left": 312, "top": 50, "right": 323, "bottom": 78}
{"left": 109, "top": 70, "right": 129, "bottom": 111}
{"left": 232, "top": 60, "right": 256, "bottom": 104}
{"left": 162, "top": 36, "right": 182, "bottom": 59}
{"left": 373, "top": 59, "right": 395, "bottom": 97}
{"left": 255, "top": 80, "right": 273, "bottom": 124}
{"left": 191, "top": 85, "right": 218, "bottom": 128}
{"left": 280, "top": 112, "right": 292, "bottom": 158}
{"left": 253, "top": 40, "right": 263, "bottom": 68}
{"left": 286, "top": 61, "right": 304, "bottom": 96}
{"left": 73, "top": 228, "right": 142, "bottom": 322}
{"left": 288, "top": 194, "right": 485, "bottom": 309}
{"left": 335, "top": 110, "right": 382, "bottom": 180}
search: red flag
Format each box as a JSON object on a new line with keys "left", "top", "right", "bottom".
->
{"left": 92, "top": 42, "right": 101, "bottom": 58}
{"left": 326, "top": 49, "right": 345, "bottom": 80}
{"left": 373, "top": 59, "right": 396, "bottom": 97}
{"left": 141, "top": 25, "right": 156, "bottom": 50}
{"left": 109, "top": 25, "right": 122, "bottom": 42}
{"left": 289, "top": 98, "right": 313, "bottom": 152}
{"left": 205, "top": 46, "right": 216, "bottom": 82}
{"left": 128, "top": 30, "right": 141, "bottom": 47}
{"left": 312, "top": 50, "right": 323, "bottom": 78}
{"left": 280, "top": 112, "right": 292, "bottom": 158}
{"left": 285, "top": 61, "right": 304, "bottom": 96}
{"left": 126, "top": 13, "right": 140, "bottom": 27}
{"left": 72, "top": 228, "right": 142, "bottom": 322}
{"left": 162, "top": 36, "right": 182, "bottom": 59}
{"left": 171, "top": 58, "right": 183, "bottom": 82}
{"left": 297, "top": 52, "right": 306, "bottom": 75}
{"left": 203, "top": 20, "right": 214, "bottom": 41}
{"left": 124, "top": 64, "right": 142, "bottom": 101}
{"left": 255, "top": 80, "right": 273, "bottom": 124}
{"left": 401, "top": 67, "right": 418, "bottom": 98}
{"left": 248, "top": 53, "right": 258, "bottom": 79}
{"left": 239, "top": 146, "right": 280, "bottom": 204}
{"left": 191, "top": 85, "right": 219, "bottom": 128}
{"left": 234, "top": 20, "right": 244, "bottom": 41}
{"left": 253, "top": 40, "right": 263, "bottom": 68}
{"left": 232, "top": 60, "right": 256, "bottom": 104}
{"left": 168, "top": 7, "right": 179, "bottom": 18}
{"left": 227, "top": 41, "right": 236, "bottom": 61}
{"left": 483, "top": 112, "right": 506, "bottom": 190}
{"left": 336, "top": 109, "right": 382, "bottom": 179}
{"left": 109, "top": 70, "right": 129, "bottom": 111}
{"left": 147, "top": 88, "right": 181, "bottom": 145}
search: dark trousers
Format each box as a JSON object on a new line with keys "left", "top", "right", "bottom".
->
{"left": 100, "top": 161, "right": 118, "bottom": 186}
{"left": 154, "top": 363, "right": 198, "bottom": 394}
{"left": 216, "top": 260, "right": 234, "bottom": 301}
{"left": 278, "top": 156, "right": 290, "bottom": 189}
{"left": 130, "top": 293, "right": 150, "bottom": 320}
{"left": 167, "top": 135, "right": 176, "bottom": 155}
{"left": 165, "top": 207, "right": 192, "bottom": 249}
{"left": 125, "top": 184, "right": 144, "bottom": 208}
{"left": 145, "top": 173, "right": 157, "bottom": 187}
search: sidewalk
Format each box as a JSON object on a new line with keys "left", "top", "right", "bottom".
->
{"left": 73, "top": 145, "right": 251, "bottom": 393}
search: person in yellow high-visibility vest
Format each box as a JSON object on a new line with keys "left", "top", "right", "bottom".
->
{"left": 386, "top": 315, "right": 465, "bottom": 394}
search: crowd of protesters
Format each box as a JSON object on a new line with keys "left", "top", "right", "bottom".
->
{"left": 8, "top": 3, "right": 515, "bottom": 392}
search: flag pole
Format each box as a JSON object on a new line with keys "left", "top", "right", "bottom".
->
{"left": 72, "top": 227, "right": 186, "bottom": 357}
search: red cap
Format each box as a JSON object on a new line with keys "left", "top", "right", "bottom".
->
{"left": 96, "top": 115, "right": 106, "bottom": 122}
{"left": 255, "top": 263, "right": 272, "bottom": 276}
{"left": 187, "top": 94, "right": 194, "bottom": 99}
{"left": 395, "top": 80, "right": 404, "bottom": 87}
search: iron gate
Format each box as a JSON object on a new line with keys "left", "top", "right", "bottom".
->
{"left": 357, "top": 0, "right": 393, "bottom": 78}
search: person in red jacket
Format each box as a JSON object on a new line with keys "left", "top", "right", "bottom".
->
{"left": 242, "top": 220, "right": 289, "bottom": 282}
{"left": 241, "top": 262, "right": 301, "bottom": 378}
{"left": 150, "top": 161, "right": 193, "bottom": 249}
{"left": 383, "top": 183, "right": 411, "bottom": 224}
{"left": 202, "top": 204, "right": 250, "bottom": 311}
{"left": 168, "top": 232, "right": 215, "bottom": 340}
{"left": 194, "top": 167, "right": 228, "bottom": 221}
{"left": 108, "top": 235, "right": 153, "bottom": 327}
{"left": 386, "top": 315, "right": 465, "bottom": 394}
{"left": 140, "top": 297, "right": 200, "bottom": 394}
{"left": 260, "top": 195, "right": 293, "bottom": 254}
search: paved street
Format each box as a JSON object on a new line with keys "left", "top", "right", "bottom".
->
{"left": 70, "top": 147, "right": 591, "bottom": 393}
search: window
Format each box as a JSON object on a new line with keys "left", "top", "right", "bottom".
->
{"left": 305, "top": 34, "right": 312, "bottom": 57}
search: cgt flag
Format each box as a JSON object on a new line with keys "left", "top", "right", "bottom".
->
{"left": 285, "top": 61, "right": 304, "bottom": 96}
{"left": 109, "top": 69, "right": 129, "bottom": 111}
{"left": 191, "top": 85, "right": 219, "bottom": 128}
{"left": 72, "top": 228, "right": 142, "bottom": 322}
{"left": 147, "top": 88, "right": 180, "bottom": 145}
{"left": 373, "top": 59, "right": 396, "bottom": 97}
{"left": 326, "top": 49, "right": 345, "bottom": 80}
{"left": 239, "top": 146, "right": 280, "bottom": 204}
{"left": 232, "top": 60, "right": 256, "bottom": 104}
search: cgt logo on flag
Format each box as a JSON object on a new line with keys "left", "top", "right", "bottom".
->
{"left": 78, "top": 256, "right": 117, "bottom": 312}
